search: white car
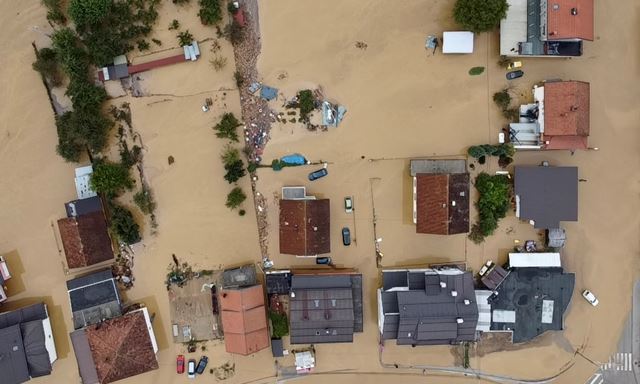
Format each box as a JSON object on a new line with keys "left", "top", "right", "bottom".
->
{"left": 344, "top": 197, "right": 353, "bottom": 213}
{"left": 187, "top": 359, "right": 196, "bottom": 378}
{"left": 582, "top": 290, "right": 599, "bottom": 306}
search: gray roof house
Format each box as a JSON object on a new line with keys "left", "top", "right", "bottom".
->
{"left": 67, "top": 269, "right": 122, "bottom": 329}
{"left": 378, "top": 268, "right": 478, "bottom": 345}
{"left": 514, "top": 165, "right": 578, "bottom": 229}
{"left": 289, "top": 273, "right": 363, "bottom": 344}
{"left": 0, "top": 303, "right": 58, "bottom": 384}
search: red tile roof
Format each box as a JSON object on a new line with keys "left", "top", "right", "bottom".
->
{"left": 85, "top": 310, "right": 158, "bottom": 384}
{"left": 547, "top": 0, "right": 594, "bottom": 41}
{"left": 543, "top": 81, "right": 590, "bottom": 150}
{"left": 128, "top": 54, "right": 186, "bottom": 75}
{"left": 58, "top": 211, "right": 114, "bottom": 269}
{"left": 279, "top": 199, "right": 330, "bottom": 256}
{"left": 415, "top": 174, "right": 469, "bottom": 235}
{"left": 220, "top": 285, "right": 269, "bottom": 355}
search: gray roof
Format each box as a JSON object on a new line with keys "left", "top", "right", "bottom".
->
{"left": 514, "top": 166, "right": 578, "bottom": 229}
{"left": 222, "top": 265, "right": 257, "bottom": 288}
{"left": 0, "top": 304, "right": 52, "bottom": 384}
{"left": 289, "top": 274, "right": 363, "bottom": 344}
{"left": 65, "top": 196, "right": 103, "bottom": 218}
{"left": 266, "top": 272, "right": 291, "bottom": 295}
{"left": 490, "top": 267, "right": 575, "bottom": 343}
{"left": 70, "top": 330, "right": 100, "bottom": 384}
{"left": 67, "top": 269, "right": 121, "bottom": 330}
{"left": 410, "top": 159, "right": 466, "bottom": 177}
{"left": 271, "top": 338, "right": 284, "bottom": 357}
{"left": 380, "top": 270, "right": 478, "bottom": 345}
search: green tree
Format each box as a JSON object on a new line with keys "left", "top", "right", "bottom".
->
{"left": 467, "top": 145, "right": 486, "bottom": 159}
{"left": 198, "top": 0, "right": 222, "bottom": 25}
{"left": 453, "top": 0, "right": 509, "bottom": 33}
{"left": 269, "top": 312, "right": 289, "bottom": 338}
{"left": 493, "top": 89, "right": 511, "bottom": 110}
{"left": 110, "top": 204, "right": 141, "bottom": 244}
{"left": 134, "top": 189, "right": 156, "bottom": 215}
{"left": 213, "top": 113, "right": 241, "bottom": 141}
{"left": 169, "top": 19, "right": 180, "bottom": 30}
{"left": 224, "top": 160, "right": 246, "bottom": 183}
{"left": 225, "top": 187, "right": 246, "bottom": 209}
{"left": 32, "top": 47, "right": 63, "bottom": 87}
{"left": 43, "top": 0, "right": 67, "bottom": 24}
{"left": 469, "top": 172, "right": 511, "bottom": 243}
{"left": 221, "top": 145, "right": 241, "bottom": 166}
{"left": 68, "top": 0, "right": 111, "bottom": 27}
{"left": 177, "top": 30, "right": 194, "bottom": 47}
{"left": 298, "top": 90, "right": 315, "bottom": 121}
{"left": 90, "top": 161, "right": 134, "bottom": 196}
{"left": 468, "top": 66, "right": 485, "bottom": 75}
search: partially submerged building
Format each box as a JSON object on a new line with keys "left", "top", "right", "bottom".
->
{"left": 378, "top": 268, "right": 478, "bottom": 346}
{"left": 0, "top": 255, "right": 12, "bottom": 302}
{"left": 500, "top": 0, "right": 594, "bottom": 57}
{"left": 514, "top": 165, "right": 578, "bottom": 229}
{"left": 279, "top": 189, "right": 330, "bottom": 257}
{"left": 219, "top": 284, "right": 270, "bottom": 355}
{"left": 66, "top": 269, "right": 122, "bottom": 329}
{"left": 509, "top": 81, "right": 590, "bottom": 150}
{"left": 70, "top": 308, "right": 158, "bottom": 384}
{"left": 289, "top": 272, "right": 363, "bottom": 344}
{"left": 0, "top": 303, "right": 58, "bottom": 384}
{"left": 58, "top": 196, "right": 114, "bottom": 269}
{"left": 410, "top": 159, "right": 469, "bottom": 235}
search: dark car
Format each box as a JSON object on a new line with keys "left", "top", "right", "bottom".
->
{"left": 342, "top": 227, "right": 351, "bottom": 246}
{"left": 196, "top": 356, "right": 208, "bottom": 375}
{"left": 316, "top": 257, "right": 332, "bottom": 265}
{"left": 308, "top": 168, "right": 328, "bottom": 181}
{"left": 506, "top": 70, "right": 524, "bottom": 80}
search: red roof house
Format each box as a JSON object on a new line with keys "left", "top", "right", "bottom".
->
{"left": 279, "top": 199, "right": 330, "bottom": 256}
{"left": 58, "top": 210, "right": 114, "bottom": 269}
{"left": 220, "top": 285, "right": 269, "bottom": 355}
{"left": 415, "top": 173, "right": 470, "bottom": 235}
{"left": 547, "top": 0, "right": 594, "bottom": 41}
{"left": 543, "top": 81, "right": 590, "bottom": 150}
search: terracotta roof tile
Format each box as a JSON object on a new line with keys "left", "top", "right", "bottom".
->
{"left": 58, "top": 211, "right": 114, "bottom": 269}
{"left": 279, "top": 199, "right": 330, "bottom": 256}
{"left": 544, "top": 81, "right": 590, "bottom": 149}
{"left": 416, "top": 174, "right": 469, "bottom": 235}
{"left": 85, "top": 311, "right": 158, "bottom": 384}
{"left": 547, "top": 0, "right": 594, "bottom": 40}
{"left": 220, "top": 285, "right": 269, "bottom": 355}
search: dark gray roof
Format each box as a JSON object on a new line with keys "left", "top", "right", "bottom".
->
{"left": 514, "top": 166, "right": 578, "bottom": 229}
{"left": 266, "top": 272, "right": 291, "bottom": 295}
{"left": 222, "top": 265, "right": 257, "bottom": 288}
{"left": 490, "top": 267, "right": 575, "bottom": 343}
{"left": 271, "top": 338, "right": 284, "bottom": 357}
{"left": 67, "top": 269, "right": 121, "bottom": 329}
{"left": 65, "top": 196, "right": 103, "bottom": 218}
{"left": 0, "top": 304, "right": 52, "bottom": 384}
{"left": 380, "top": 270, "right": 478, "bottom": 345}
{"left": 70, "top": 330, "right": 99, "bottom": 384}
{"left": 106, "top": 64, "right": 129, "bottom": 80}
{"left": 289, "top": 274, "right": 363, "bottom": 344}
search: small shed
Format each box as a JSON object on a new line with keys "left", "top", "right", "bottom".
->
{"left": 442, "top": 31, "right": 474, "bottom": 54}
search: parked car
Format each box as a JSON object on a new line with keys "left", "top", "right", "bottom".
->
{"left": 582, "top": 290, "right": 599, "bottom": 306}
{"left": 478, "top": 260, "right": 494, "bottom": 277}
{"left": 187, "top": 359, "right": 196, "bottom": 378}
{"left": 344, "top": 196, "right": 353, "bottom": 213}
{"left": 506, "top": 70, "right": 524, "bottom": 80}
{"left": 308, "top": 168, "right": 328, "bottom": 181}
{"left": 177, "top": 355, "right": 185, "bottom": 374}
{"left": 196, "top": 356, "right": 209, "bottom": 375}
{"left": 507, "top": 61, "right": 523, "bottom": 70}
{"left": 316, "top": 257, "right": 332, "bottom": 265}
{"left": 342, "top": 227, "right": 351, "bottom": 246}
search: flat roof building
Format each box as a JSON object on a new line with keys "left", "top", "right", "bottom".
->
{"left": 66, "top": 269, "right": 122, "bottom": 329}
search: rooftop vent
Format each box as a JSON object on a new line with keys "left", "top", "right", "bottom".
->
{"left": 451, "top": 290, "right": 458, "bottom": 297}
{"left": 464, "top": 299, "right": 471, "bottom": 305}
{"left": 571, "top": 7, "right": 578, "bottom": 15}
{"left": 440, "top": 281, "right": 447, "bottom": 288}
{"left": 552, "top": 4, "right": 560, "bottom": 10}
{"left": 451, "top": 201, "right": 457, "bottom": 207}
{"left": 456, "top": 318, "right": 464, "bottom": 324}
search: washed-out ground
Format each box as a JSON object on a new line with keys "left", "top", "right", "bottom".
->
{"left": 0, "top": 0, "right": 638, "bottom": 384}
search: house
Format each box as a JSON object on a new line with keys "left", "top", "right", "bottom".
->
{"left": 514, "top": 165, "right": 578, "bottom": 229}
{"left": 378, "top": 268, "right": 478, "bottom": 346}
{"left": 0, "top": 303, "right": 58, "bottom": 384}
{"left": 58, "top": 196, "right": 114, "bottom": 269}
{"left": 74, "top": 165, "right": 98, "bottom": 200}
{"left": 279, "top": 194, "right": 330, "bottom": 256}
{"left": 219, "top": 284, "right": 270, "bottom": 355}
{"left": 410, "top": 159, "right": 469, "bottom": 235}
{"left": 0, "top": 255, "right": 11, "bottom": 302}
{"left": 500, "top": 0, "right": 594, "bottom": 57}
{"left": 289, "top": 272, "right": 363, "bottom": 344}
{"left": 509, "top": 81, "right": 590, "bottom": 151}
{"left": 70, "top": 308, "right": 158, "bottom": 384}
{"left": 490, "top": 267, "right": 574, "bottom": 342}
{"left": 66, "top": 269, "right": 122, "bottom": 329}
{"left": 97, "top": 55, "right": 129, "bottom": 82}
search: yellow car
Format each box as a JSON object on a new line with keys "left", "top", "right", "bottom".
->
{"left": 507, "top": 61, "right": 523, "bottom": 70}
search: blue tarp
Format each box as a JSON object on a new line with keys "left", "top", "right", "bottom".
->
{"left": 280, "top": 154, "right": 306, "bottom": 165}
{"left": 260, "top": 86, "right": 278, "bottom": 101}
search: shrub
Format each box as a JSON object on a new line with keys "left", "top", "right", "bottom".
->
{"left": 137, "top": 40, "right": 150, "bottom": 51}
{"left": 234, "top": 71, "right": 244, "bottom": 88}
{"left": 225, "top": 187, "right": 246, "bottom": 209}
{"left": 213, "top": 113, "right": 241, "bottom": 141}
{"left": 110, "top": 204, "right": 141, "bottom": 244}
{"left": 32, "top": 47, "right": 64, "bottom": 87}
{"left": 497, "top": 55, "right": 512, "bottom": 68}
{"left": 151, "top": 38, "right": 162, "bottom": 46}
{"left": 173, "top": 0, "right": 190, "bottom": 4}
{"left": 90, "top": 161, "right": 134, "bottom": 196}
{"left": 221, "top": 145, "right": 241, "bottom": 166}
{"left": 224, "top": 160, "right": 246, "bottom": 183}
{"left": 198, "top": 0, "right": 223, "bottom": 25}
{"left": 269, "top": 312, "right": 289, "bottom": 338}
{"left": 453, "top": 0, "right": 509, "bottom": 33}
{"left": 468, "top": 172, "right": 511, "bottom": 244}
{"left": 177, "top": 30, "right": 194, "bottom": 47}
{"left": 169, "top": 19, "right": 180, "bottom": 30}
{"left": 298, "top": 90, "right": 315, "bottom": 121}
{"left": 502, "top": 108, "right": 520, "bottom": 121}
{"left": 43, "top": 0, "right": 67, "bottom": 25}
{"left": 493, "top": 89, "right": 511, "bottom": 110}
{"left": 469, "top": 66, "right": 485, "bottom": 76}
{"left": 119, "top": 141, "right": 136, "bottom": 168}
{"left": 210, "top": 55, "right": 227, "bottom": 71}
{"left": 238, "top": 209, "right": 246, "bottom": 216}
{"left": 467, "top": 146, "right": 486, "bottom": 159}
{"left": 247, "top": 162, "right": 258, "bottom": 173}
{"left": 134, "top": 190, "right": 156, "bottom": 215}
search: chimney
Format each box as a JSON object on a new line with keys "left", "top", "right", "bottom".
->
{"left": 451, "top": 290, "right": 458, "bottom": 297}
{"left": 456, "top": 318, "right": 464, "bottom": 324}
{"left": 570, "top": 105, "right": 579, "bottom": 111}
{"left": 440, "top": 281, "right": 447, "bottom": 288}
